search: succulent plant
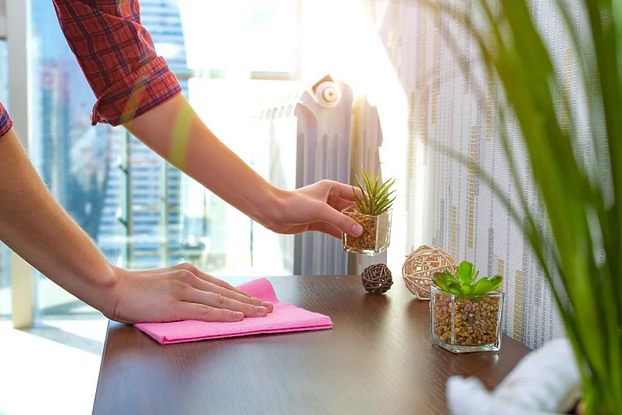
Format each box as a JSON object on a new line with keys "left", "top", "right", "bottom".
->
{"left": 352, "top": 167, "right": 396, "bottom": 216}
{"left": 432, "top": 261, "right": 503, "bottom": 296}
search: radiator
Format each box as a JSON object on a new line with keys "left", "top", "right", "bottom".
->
{"left": 253, "top": 75, "right": 386, "bottom": 276}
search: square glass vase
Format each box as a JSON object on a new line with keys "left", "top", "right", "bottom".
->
{"left": 341, "top": 206, "right": 392, "bottom": 256}
{"left": 430, "top": 285, "right": 505, "bottom": 353}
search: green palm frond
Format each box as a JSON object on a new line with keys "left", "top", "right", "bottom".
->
{"left": 352, "top": 168, "right": 396, "bottom": 216}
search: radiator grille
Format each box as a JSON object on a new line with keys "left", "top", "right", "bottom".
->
{"left": 254, "top": 76, "right": 387, "bottom": 275}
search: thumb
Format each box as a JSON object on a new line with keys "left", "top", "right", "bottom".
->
{"left": 316, "top": 203, "right": 363, "bottom": 237}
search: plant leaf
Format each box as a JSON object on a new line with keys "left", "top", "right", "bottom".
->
{"left": 376, "top": 177, "right": 396, "bottom": 199}
{"left": 432, "top": 273, "right": 448, "bottom": 292}
{"left": 353, "top": 190, "right": 366, "bottom": 215}
{"left": 375, "top": 196, "right": 396, "bottom": 215}
{"left": 374, "top": 180, "right": 397, "bottom": 211}
{"left": 460, "top": 285, "right": 475, "bottom": 295}
{"left": 489, "top": 276, "right": 504, "bottom": 291}
{"left": 355, "top": 167, "right": 397, "bottom": 215}
{"left": 441, "top": 270, "right": 458, "bottom": 285}
{"left": 361, "top": 170, "right": 375, "bottom": 212}
{"left": 355, "top": 176, "right": 371, "bottom": 213}
{"left": 457, "top": 261, "right": 475, "bottom": 285}
{"left": 472, "top": 278, "right": 493, "bottom": 295}
{"left": 447, "top": 283, "right": 462, "bottom": 295}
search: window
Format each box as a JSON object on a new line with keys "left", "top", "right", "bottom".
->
{"left": 248, "top": 0, "right": 299, "bottom": 74}
{"left": 179, "top": 0, "right": 299, "bottom": 76}
{"left": 0, "top": 242, "right": 9, "bottom": 319}
{"left": 170, "top": 0, "right": 301, "bottom": 276}
{"left": 0, "top": 39, "right": 10, "bottom": 319}
{"left": 29, "top": 0, "right": 301, "bottom": 317}
{"left": 31, "top": 1, "right": 124, "bottom": 316}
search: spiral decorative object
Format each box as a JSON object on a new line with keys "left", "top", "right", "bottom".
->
{"left": 361, "top": 263, "right": 393, "bottom": 295}
{"left": 402, "top": 245, "right": 458, "bottom": 300}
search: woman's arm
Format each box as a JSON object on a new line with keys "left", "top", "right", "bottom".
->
{"left": 51, "top": 1, "right": 363, "bottom": 238}
{"left": 125, "top": 94, "right": 364, "bottom": 238}
{"left": 0, "top": 129, "right": 272, "bottom": 323}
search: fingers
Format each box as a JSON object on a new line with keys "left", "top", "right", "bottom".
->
{"left": 331, "top": 197, "right": 356, "bottom": 212}
{"left": 308, "top": 222, "right": 343, "bottom": 239}
{"left": 177, "top": 302, "right": 245, "bottom": 322}
{"left": 189, "top": 267, "right": 274, "bottom": 312}
{"left": 315, "top": 202, "right": 363, "bottom": 237}
{"left": 322, "top": 180, "right": 363, "bottom": 201}
{"left": 175, "top": 264, "right": 274, "bottom": 312}
{"left": 108, "top": 266, "right": 275, "bottom": 324}
{"left": 188, "top": 277, "right": 271, "bottom": 316}
{"left": 182, "top": 285, "right": 269, "bottom": 318}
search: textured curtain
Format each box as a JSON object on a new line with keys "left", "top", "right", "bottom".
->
{"left": 357, "top": 0, "right": 596, "bottom": 349}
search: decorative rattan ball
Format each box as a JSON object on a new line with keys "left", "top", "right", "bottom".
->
{"left": 361, "top": 263, "right": 393, "bottom": 295}
{"left": 402, "top": 245, "right": 457, "bottom": 300}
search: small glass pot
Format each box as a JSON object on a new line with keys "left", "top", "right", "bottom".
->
{"left": 341, "top": 206, "right": 392, "bottom": 256}
{"left": 430, "top": 285, "right": 505, "bottom": 353}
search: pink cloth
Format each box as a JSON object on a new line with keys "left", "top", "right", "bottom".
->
{"left": 135, "top": 278, "right": 332, "bottom": 344}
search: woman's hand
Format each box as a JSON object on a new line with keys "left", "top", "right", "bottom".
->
{"left": 267, "top": 180, "right": 365, "bottom": 239}
{"left": 103, "top": 263, "right": 274, "bottom": 324}
{"left": 125, "top": 97, "right": 364, "bottom": 241}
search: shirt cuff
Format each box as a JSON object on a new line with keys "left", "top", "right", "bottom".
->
{"left": 0, "top": 103, "right": 13, "bottom": 138}
{"left": 90, "top": 57, "right": 182, "bottom": 127}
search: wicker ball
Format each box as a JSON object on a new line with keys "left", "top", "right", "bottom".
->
{"left": 402, "top": 245, "right": 457, "bottom": 300}
{"left": 361, "top": 263, "right": 393, "bottom": 295}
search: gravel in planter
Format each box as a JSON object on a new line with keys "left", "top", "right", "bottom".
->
{"left": 433, "top": 293, "right": 501, "bottom": 346}
{"left": 345, "top": 208, "right": 378, "bottom": 251}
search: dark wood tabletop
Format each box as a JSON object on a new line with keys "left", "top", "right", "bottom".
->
{"left": 92, "top": 275, "right": 531, "bottom": 415}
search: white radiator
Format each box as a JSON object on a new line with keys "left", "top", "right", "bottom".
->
{"left": 252, "top": 75, "right": 386, "bottom": 276}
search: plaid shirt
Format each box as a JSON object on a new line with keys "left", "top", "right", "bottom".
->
{"left": 0, "top": 0, "right": 181, "bottom": 138}
{"left": 0, "top": 103, "right": 11, "bottom": 137}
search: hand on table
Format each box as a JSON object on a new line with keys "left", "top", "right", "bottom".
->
{"left": 268, "top": 180, "right": 365, "bottom": 239}
{"left": 103, "top": 264, "right": 273, "bottom": 324}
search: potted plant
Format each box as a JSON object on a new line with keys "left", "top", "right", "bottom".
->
{"left": 342, "top": 168, "right": 396, "bottom": 255}
{"left": 430, "top": 261, "right": 504, "bottom": 353}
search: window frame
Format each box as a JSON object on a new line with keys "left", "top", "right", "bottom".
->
{"left": 6, "top": 0, "right": 35, "bottom": 328}
{"left": 4, "top": 0, "right": 303, "bottom": 327}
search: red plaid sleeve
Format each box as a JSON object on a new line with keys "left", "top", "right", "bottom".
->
{"left": 52, "top": 0, "right": 182, "bottom": 126}
{"left": 0, "top": 102, "right": 13, "bottom": 138}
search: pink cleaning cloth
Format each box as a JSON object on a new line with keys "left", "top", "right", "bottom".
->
{"left": 135, "top": 278, "right": 332, "bottom": 344}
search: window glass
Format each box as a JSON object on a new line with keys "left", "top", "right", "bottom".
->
{"left": 0, "top": 242, "right": 9, "bottom": 319}
{"left": 31, "top": 1, "right": 123, "bottom": 316}
{"left": 30, "top": 0, "right": 300, "bottom": 318}
{"left": 0, "top": 39, "right": 11, "bottom": 319}
{"left": 249, "top": 0, "right": 299, "bottom": 73}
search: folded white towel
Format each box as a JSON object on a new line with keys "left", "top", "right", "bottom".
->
{"left": 447, "top": 338, "right": 582, "bottom": 415}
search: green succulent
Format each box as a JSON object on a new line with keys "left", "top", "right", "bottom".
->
{"left": 352, "top": 167, "right": 396, "bottom": 216}
{"left": 432, "top": 261, "right": 503, "bottom": 296}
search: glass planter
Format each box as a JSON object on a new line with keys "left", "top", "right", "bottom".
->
{"left": 430, "top": 285, "right": 504, "bottom": 353}
{"left": 341, "top": 206, "right": 392, "bottom": 256}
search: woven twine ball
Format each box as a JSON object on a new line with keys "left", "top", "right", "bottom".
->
{"left": 361, "top": 263, "right": 393, "bottom": 295}
{"left": 402, "top": 245, "right": 458, "bottom": 300}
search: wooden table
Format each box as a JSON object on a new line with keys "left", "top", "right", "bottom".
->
{"left": 92, "top": 275, "right": 530, "bottom": 415}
